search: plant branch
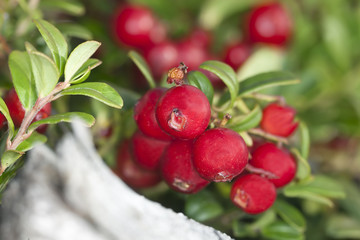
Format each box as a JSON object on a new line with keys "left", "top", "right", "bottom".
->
{"left": 248, "top": 128, "right": 289, "bottom": 145}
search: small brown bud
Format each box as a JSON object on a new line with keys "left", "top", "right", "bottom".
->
{"left": 167, "top": 62, "right": 188, "bottom": 85}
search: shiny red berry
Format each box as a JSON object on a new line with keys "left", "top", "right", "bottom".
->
{"left": 144, "top": 41, "right": 179, "bottom": 79}
{"left": 230, "top": 174, "right": 276, "bottom": 214}
{"left": 160, "top": 139, "right": 209, "bottom": 194}
{"left": 134, "top": 87, "right": 172, "bottom": 141}
{"left": 250, "top": 142, "right": 296, "bottom": 188}
{"left": 193, "top": 128, "right": 249, "bottom": 182}
{"left": 247, "top": 2, "right": 292, "bottom": 46}
{"left": 131, "top": 131, "right": 170, "bottom": 171}
{"left": 155, "top": 85, "right": 211, "bottom": 139}
{"left": 0, "top": 112, "right": 5, "bottom": 129}
{"left": 260, "top": 103, "right": 298, "bottom": 137}
{"left": 223, "top": 42, "right": 252, "bottom": 70}
{"left": 114, "top": 140, "right": 161, "bottom": 189}
{"left": 4, "top": 88, "right": 51, "bottom": 133}
{"left": 112, "top": 5, "right": 166, "bottom": 49}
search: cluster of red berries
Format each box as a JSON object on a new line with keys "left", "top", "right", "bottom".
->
{"left": 0, "top": 88, "right": 51, "bottom": 133}
{"left": 114, "top": 75, "right": 299, "bottom": 214}
{"left": 112, "top": 2, "right": 292, "bottom": 86}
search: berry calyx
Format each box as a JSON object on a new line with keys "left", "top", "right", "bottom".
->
{"left": 250, "top": 142, "right": 296, "bottom": 188}
{"left": 156, "top": 85, "right": 211, "bottom": 139}
{"left": 246, "top": 2, "right": 292, "bottom": 46}
{"left": 133, "top": 87, "right": 172, "bottom": 141}
{"left": 193, "top": 128, "right": 249, "bottom": 182}
{"left": 167, "top": 62, "right": 188, "bottom": 85}
{"left": 114, "top": 140, "right": 161, "bottom": 189}
{"left": 131, "top": 131, "right": 170, "bottom": 171}
{"left": 260, "top": 103, "right": 298, "bottom": 137}
{"left": 160, "top": 139, "right": 209, "bottom": 194}
{"left": 230, "top": 174, "right": 276, "bottom": 214}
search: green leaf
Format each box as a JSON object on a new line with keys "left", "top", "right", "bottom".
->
{"left": 16, "top": 132, "right": 47, "bottom": 152}
{"left": 128, "top": 50, "right": 155, "bottom": 89}
{"left": 28, "top": 112, "right": 95, "bottom": 133}
{"left": 60, "top": 82, "right": 123, "bottom": 109}
{"left": 57, "top": 23, "right": 93, "bottom": 40}
{"left": 200, "top": 60, "right": 238, "bottom": 108}
{"left": 1, "top": 150, "right": 23, "bottom": 169}
{"left": 326, "top": 215, "right": 360, "bottom": 239}
{"left": 299, "top": 121, "right": 310, "bottom": 160}
{"left": 0, "top": 159, "right": 24, "bottom": 199}
{"left": 188, "top": 70, "right": 214, "bottom": 104}
{"left": 273, "top": 199, "right": 306, "bottom": 232}
{"left": 26, "top": 48, "right": 60, "bottom": 98}
{"left": 261, "top": 221, "right": 304, "bottom": 240}
{"left": 238, "top": 71, "right": 300, "bottom": 97}
{"left": 339, "top": 179, "right": 360, "bottom": 221}
{"left": 39, "top": 0, "right": 85, "bottom": 16}
{"left": 8, "top": 51, "right": 37, "bottom": 111}
{"left": 70, "top": 58, "right": 102, "bottom": 84}
{"left": 0, "top": 98, "right": 15, "bottom": 138}
{"left": 228, "top": 104, "right": 262, "bottom": 132}
{"left": 199, "top": 0, "right": 255, "bottom": 30}
{"left": 184, "top": 190, "right": 224, "bottom": 222}
{"left": 34, "top": 19, "right": 68, "bottom": 75}
{"left": 291, "top": 148, "right": 311, "bottom": 181}
{"left": 64, "top": 41, "right": 101, "bottom": 82}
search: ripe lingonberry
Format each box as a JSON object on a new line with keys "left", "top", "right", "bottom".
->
{"left": 112, "top": 5, "right": 166, "bottom": 49}
{"left": 176, "top": 40, "right": 210, "bottom": 71}
{"left": 246, "top": 2, "right": 292, "bottom": 46}
{"left": 260, "top": 103, "right": 298, "bottom": 137}
{"left": 4, "top": 88, "right": 51, "bottom": 133}
{"left": 131, "top": 131, "right": 170, "bottom": 171}
{"left": 186, "top": 28, "right": 212, "bottom": 49}
{"left": 193, "top": 128, "right": 249, "bottom": 182}
{"left": 134, "top": 87, "right": 172, "bottom": 141}
{"left": 160, "top": 139, "right": 209, "bottom": 194}
{"left": 250, "top": 142, "right": 296, "bottom": 188}
{"left": 115, "top": 140, "right": 161, "bottom": 189}
{"left": 230, "top": 174, "right": 276, "bottom": 214}
{"left": 155, "top": 85, "right": 211, "bottom": 139}
{"left": 144, "top": 41, "right": 179, "bottom": 79}
{"left": 223, "top": 42, "right": 252, "bottom": 71}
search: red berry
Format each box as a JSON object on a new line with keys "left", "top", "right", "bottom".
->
{"left": 131, "top": 131, "right": 170, "bottom": 171}
{"left": 144, "top": 41, "right": 179, "bottom": 79}
{"left": 230, "top": 174, "right": 276, "bottom": 214}
{"left": 160, "top": 139, "right": 209, "bottom": 194}
{"left": 4, "top": 88, "right": 51, "bottom": 133}
{"left": 260, "top": 103, "right": 298, "bottom": 137}
{"left": 193, "top": 128, "right": 249, "bottom": 182}
{"left": 134, "top": 88, "right": 172, "bottom": 141}
{"left": 176, "top": 40, "right": 209, "bottom": 71}
{"left": 186, "top": 28, "right": 212, "bottom": 49}
{"left": 250, "top": 142, "right": 296, "bottom": 188}
{"left": 155, "top": 85, "right": 211, "bottom": 139}
{"left": 247, "top": 2, "right": 292, "bottom": 46}
{"left": 0, "top": 112, "right": 5, "bottom": 129}
{"left": 223, "top": 42, "right": 252, "bottom": 70}
{"left": 114, "top": 140, "right": 161, "bottom": 189}
{"left": 112, "top": 5, "right": 166, "bottom": 49}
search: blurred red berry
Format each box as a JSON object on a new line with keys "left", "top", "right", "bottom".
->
{"left": 223, "top": 42, "right": 252, "bottom": 71}
{"left": 250, "top": 142, "right": 297, "bottom": 188}
{"left": 112, "top": 5, "right": 166, "bottom": 49}
{"left": 230, "top": 174, "right": 276, "bottom": 214}
{"left": 247, "top": 2, "right": 292, "bottom": 46}
{"left": 193, "top": 128, "right": 249, "bottom": 182}
{"left": 185, "top": 28, "right": 212, "bottom": 49}
{"left": 0, "top": 112, "right": 5, "bottom": 129}
{"left": 176, "top": 40, "right": 210, "bottom": 71}
{"left": 260, "top": 103, "right": 298, "bottom": 137}
{"left": 160, "top": 139, "right": 209, "bottom": 194}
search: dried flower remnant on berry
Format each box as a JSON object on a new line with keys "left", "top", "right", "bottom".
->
{"left": 167, "top": 62, "right": 188, "bottom": 85}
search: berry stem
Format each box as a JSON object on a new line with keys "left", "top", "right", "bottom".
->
{"left": 245, "top": 163, "right": 278, "bottom": 179}
{"left": 244, "top": 93, "right": 286, "bottom": 104}
{"left": 248, "top": 128, "right": 289, "bottom": 145}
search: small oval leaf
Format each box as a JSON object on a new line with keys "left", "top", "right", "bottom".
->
{"left": 228, "top": 105, "right": 262, "bottom": 132}
{"left": 60, "top": 82, "right": 123, "bottom": 109}
{"left": 187, "top": 70, "right": 214, "bottom": 104}
{"left": 261, "top": 221, "right": 304, "bottom": 240}
{"left": 1, "top": 150, "right": 23, "bottom": 169}
{"left": 273, "top": 199, "right": 306, "bottom": 232}
{"left": 200, "top": 60, "right": 238, "bottom": 108}
{"left": 64, "top": 41, "right": 101, "bottom": 82}
{"left": 16, "top": 132, "right": 47, "bottom": 152}
{"left": 57, "top": 23, "right": 93, "bottom": 40}
{"left": 8, "top": 51, "right": 37, "bottom": 111}
{"left": 34, "top": 19, "right": 68, "bottom": 75}
{"left": 39, "top": 0, "right": 85, "bottom": 16}
{"left": 26, "top": 49, "right": 60, "bottom": 98}
{"left": 128, "top": 50, "right": 155, "bottom": 88}
{"left": 0, "top": 98, "right": 15, "bottom": 138}
{"left": 299, "top": 121, "right": 310, "bottom": 160}
{"left": 28, "top": 112, "right": 95, "bottom": 133}
{"left": 238, "top": 71, "right": 300, "bottom": 97}
{"left": 291, "top": 148, "right": 311, "bottom": 181}
{"left": 70, "top": 58, "right": 102, "bottom": 84}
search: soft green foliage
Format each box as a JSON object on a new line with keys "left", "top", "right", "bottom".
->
{"left": 128, "top": 50, "right": 156, "bottom": 88}
{"left": 187, "top": 70, "right": 214, "bottom": 104}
